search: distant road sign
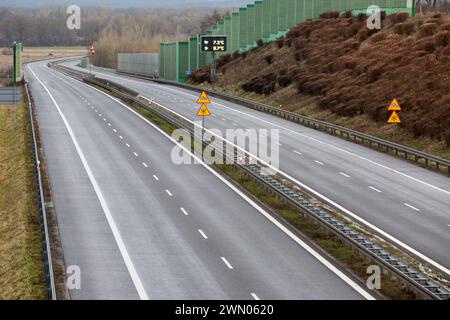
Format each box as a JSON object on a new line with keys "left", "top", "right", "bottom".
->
{"left": 200, "top": 36, "right": 227, "bottom": 52}
{"left": 388, "top": 98, "right": 401, "bottom": 111}
{"left": 387, "top": 111, "right": 401, "bottom": 123}
{"left": 185, "top": 70, "right": 192, "bottom": 76}
{"left": 197, "top": 104, "right": 211, "bottom": 117}
{"left": 196, "top": 91, "right": 211, "bottom": 104}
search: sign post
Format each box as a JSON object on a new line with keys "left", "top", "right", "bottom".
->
{"left": 88, "top": 42, "right": 95, "bottom": 78}
{"left": 387, "top": 99, "right": 402, "bottom": 143}
{"left": 196, "top": 91, "right": 212, "bottom": 161}
{"left": 200, "top": 36, "right": 227, "bottom": 86}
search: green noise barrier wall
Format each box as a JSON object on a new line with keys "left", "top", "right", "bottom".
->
{"left": 160, "top": 0, "right": 414, "bottom": 81}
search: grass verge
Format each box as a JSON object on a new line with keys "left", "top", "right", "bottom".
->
{"left": 0, "top": 90, "right": 45, "bottom": 299}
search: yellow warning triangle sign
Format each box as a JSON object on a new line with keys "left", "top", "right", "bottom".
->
{"left": 388, "top": 98, "right": 401, "bottom": 111}
{"left": 197, "top": 103, "right": 211, "bottom": 117}
{"left": 387, "top": 111, "right": 401, "bottom": 123}
{"left": 197, "top": 91, "right": 211, "bottom": 104}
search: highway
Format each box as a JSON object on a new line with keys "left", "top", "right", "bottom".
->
{"left": 62, "top": 60, "right": 450, "bottom": 275}
{"left": 25, "top": 59, "right": 371, "bottom": 300}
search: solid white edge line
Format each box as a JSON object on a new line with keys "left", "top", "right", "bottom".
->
{"left": 65, "top": 81, "right": 376, "bottom": 299}
{"left": 27, "top": 65, "right": 149, "bottom": 300}
{"left": 221, "top": 257, "right": 234, "bottom": 270}
{"left": 51, "top": 63, "right": 450, "bottom": 277}
{"left": 136, "top": 96, "right": 450, "bottom": 277}
{"left": 149, "top": 81, "right": 450, "bottom": 197}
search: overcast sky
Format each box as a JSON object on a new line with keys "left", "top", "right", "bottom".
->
{"left": 0, "top": 0, "right": 249, "bottom": 8}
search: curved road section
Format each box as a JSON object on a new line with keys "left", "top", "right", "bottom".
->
{"left": 62, "top": 60, "right": 450, "bottom": 276}
{"left": 26, "top": 60, "right": 370, "bottom": 300}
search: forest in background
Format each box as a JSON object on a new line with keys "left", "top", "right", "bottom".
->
{"left": 0, "top": 6, "right": 227, "bottom": 68}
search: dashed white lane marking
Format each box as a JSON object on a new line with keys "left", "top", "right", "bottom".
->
{"left": 221, "top": 257, "right": 234, "bottom": 270}
{"left": 126, "top": 143, "right": 130, "bottom": 148}
{"left": 368, "top": 186, "right": 382, "bottom": 193}
{"left": 133, "top": 152, "right": 138, "bottom": 157}
{"left": 293, "top": 150, "right": 302, "bottom": 155}
{"left": 198, "top": 229, "right": 208, "bottom": 239}
{"left": 232, "top": 122, "right": 238, "bottom": 126}
{"left": 119, "top": 136, "right": 123, "bottom": 140}
{"left": 153, "top": 175, "right": 159, "bottom": 181}
{"left": 94, "top": 109, "right": 98, "bottom": 112}
{"left": 251, "top": 293, "right": 260, "bottom": 300}
{"left": 108, "top": 123, "right": 111, "bottom": 126}
{"left": 27, "top": 65, "right": 149, "bottom": 300}
{"left": 142, "top": 162, "right": 148, "bottom": 168}
{"left": 90, "top": 106, "right": 94, "bottom": 109}
{"left": 276, "top": 143, "right": 282, "bottom": 146}
{"left": 103, "top": 118, "right": 106, "bottom": 121}
{"left": 404, "top": 203, "right": 420, "bottom": 212}
{"left": 60, "top": 71, "right": 378, "bottom": 296}
{"left": 314, "top": 160, "right": 324, "bottom": 166}
{"left": 113, "top": 129, "right": 117, "bottom": 133}
{"left": 180, "top": 208, "right": 189, "bottom": 216}
{"left": 339, "top": 172, "right": 351, "bottom": 178}
{"left": 166, "top": 190, "right": 173, "bottom": 197}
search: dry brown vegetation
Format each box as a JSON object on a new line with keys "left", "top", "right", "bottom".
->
{"left": 0, "top": 101, "right": 45, "bottom": 299}
{"left": 191, "top": 12, "right": 450, "bottom": 157}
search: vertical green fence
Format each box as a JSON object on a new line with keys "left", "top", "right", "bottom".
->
{"left": 160, "top": 0, "right": 414, "bottom": 82}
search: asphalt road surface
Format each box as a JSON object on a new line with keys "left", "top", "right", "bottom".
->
{"left": 25, "top": 60, "right": 371, "bottom": 300}
{"left": 62, "top": 60, "right": 450, "bottom": 275}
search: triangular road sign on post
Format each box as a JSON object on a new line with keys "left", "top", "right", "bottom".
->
{"left": 387, "top": 111, "right": 401, "bottom": 123}
{"left": 197, "top": 103, "right": 211, "bottom": 117}
{"left": 197, "top": 91, "right": 211, "bottom": 104}
{"left": 388, "top": 98, "right": 401, "bottom": 111}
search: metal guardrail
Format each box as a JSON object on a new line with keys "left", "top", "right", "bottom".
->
{"left": 24, "top": 80, "right": 56, "bottom": 300}
{"left": 116, "top": 71, "right": 450, "bottom": 176}
{"left": 50, "top": 62, "right": 450, "bottom": 300}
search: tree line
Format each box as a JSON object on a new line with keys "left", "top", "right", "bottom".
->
{"left": 0, "top": 6, "right": 227, "bottom": 48}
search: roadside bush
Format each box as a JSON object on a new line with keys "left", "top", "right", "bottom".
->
{"left": 394, "top": 22, "right": 415, "bottom": 35}
{"left": 342, "top": 11, "right": 352, "bottom": 18}
{"left": 278, "top": 75, "right": 293, "bottom": 88}
{"left": 320, "top": 11, "right": 339, "bottom": 19}
{"left": 264, "top": 54, "right": 274, "bottom": 64}
{"left": 418, "top": 23, "right": 438, "bottom": 38}
{"left": 241, "top": 73, "right": 277, "bottom": 95}
{"left": 276, "top": 37, "right": 284, "bottom": 48}
{"left": 388, "top": 12, "right": 409, "bottom": 24}
{"left": 217, "top": 53, "right": 231, "bottom": 68}
{"left": 434, "top": 31, "right": 450, "bottom": 47}
{"left": 256, "top": 39, "right": 264, "bottom": 47}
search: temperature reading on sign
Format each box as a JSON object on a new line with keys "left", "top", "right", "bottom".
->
{"left": 201, "top": 36, "right": 227, "bottom": 52}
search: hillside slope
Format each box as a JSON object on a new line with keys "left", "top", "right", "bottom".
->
{"left": 191, "top": 12, "right": 450, "bottom": 157}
